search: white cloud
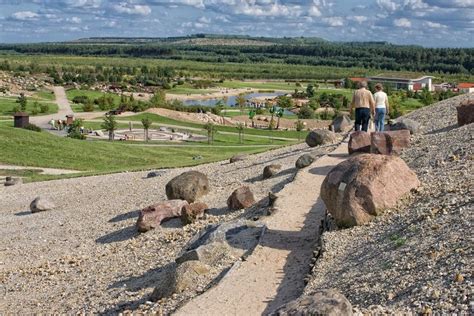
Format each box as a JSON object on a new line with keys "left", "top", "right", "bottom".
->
{"left": 394, "top": 18, "right": 412, "bottom": 28}
{"left": 11, "top": 11, "right": 39, "bottom": 21}
{"left": 349, "top": 16, "right": 368, "bottom": 24}
{"left": 424, "top": 21, "right": 448, "bottom": 28}
{"left": 376, "top": 0, "right": 399, "bottom": 12}
{"left": 323, "top": 17, "right": 344, "bottom": 27}
{"left": 198, "top": 16, "right": 211, "bottom": 24}
{"left": 69, "top": 17, "right": 82, "bottom": 24}
{"left": 308, "top": 5, "right": 322, "bottom": 17}
{"left": 113, "top": 3, "right": 151, "bottom": 15}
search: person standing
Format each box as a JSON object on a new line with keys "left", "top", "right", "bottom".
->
{"left": 350, "top": 81, "right": 375, "bottom": 132}
{"left": 373, "top": 83, "right": 390, "bottom": 131}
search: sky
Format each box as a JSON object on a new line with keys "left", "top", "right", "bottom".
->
{"left": 0, "top": 0, "right": 473, "bottom": 47}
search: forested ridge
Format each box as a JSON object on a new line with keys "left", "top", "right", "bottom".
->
{"left": 0, "top": 35, "right": 472, "bottom": 75}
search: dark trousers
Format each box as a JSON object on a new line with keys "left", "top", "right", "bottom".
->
{"left": 355, "top": 108, "right": 370, "bottom": 132}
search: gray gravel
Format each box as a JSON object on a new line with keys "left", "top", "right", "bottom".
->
{"left": 305, "top": 94, "right": 473, "bottom": 314}
{"left": 0, "top": 141, "right": 337, "bottom": 314}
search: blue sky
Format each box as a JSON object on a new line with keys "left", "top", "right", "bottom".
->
{"left": 0, "top": 0, "right": 473, "bottom": 47}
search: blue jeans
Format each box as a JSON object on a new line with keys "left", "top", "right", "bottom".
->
{"left": 355, "top": 108, "right": 370, "bottom": 132}
{"left": 375, "top": 108, "right": 386, "bottom": 132}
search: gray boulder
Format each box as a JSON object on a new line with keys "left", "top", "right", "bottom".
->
{"left": 295, "top": 154, "right": 315, "bottom": 169}
{"left": 165, "top": 171, "right": 209, "bottom": 203}
{"left": 30, "top": 197, "right": 56, "bottom": 213}
{"left": 305, "top": 129, "right": 337, "bottom": 147}
{"left": 4, "top": 176, "right": 22, "bottom": 186}
{"left": 230, "top": 154, "right": 248, "bottom": 163}
{"left": 389, "top": 118, "right": 420, "bottom": 134}
{"left": 263, "top": 164, "right": 282, "bottom": 179}
{"left": 147, "top": 171, "right": 164, "bottom": 178}
{"left": 331, "top": 115, "right": 352, "bottom": 133}
{"left": 272, "top": 290, "right": 353, "bottom": 316}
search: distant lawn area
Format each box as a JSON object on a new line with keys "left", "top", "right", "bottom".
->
{"left": 0, "top": 123, "right": 276, "bottom": 182}
{"left": 0, "top": 96, "right": 58, "bottom": 116}
{"left": 219, "top": 81, "right": 298, "bottom": 91}
{"left": 399, "top": 98, "right": 424, "bottom": 112}
{"left": 66, "top": 89, "right": 121, "bottom": 112}
{"left": 168, "top": 83, "right": 218, "bottom": 95}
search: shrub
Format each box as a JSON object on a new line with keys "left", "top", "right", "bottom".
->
{"left": 297, "top": 105, "right": 314, "bottom": 119}
{"left": 82, "top": 102, "right": 95, "bottom": 112}
{"left": 39, "top": 103, "right": 50, "bottom": 113}
{"left": 72, "top": 95, "right": 89, "bottom": 104}
{"left": 67, "top": 119, "right": 86, "bottom": 140}
{"left": 23, "top": 123, "right": 42, "bottom": 132}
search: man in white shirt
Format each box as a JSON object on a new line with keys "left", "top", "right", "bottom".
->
{"left": 373, "top": 83, "right": 390, "bottom": 132}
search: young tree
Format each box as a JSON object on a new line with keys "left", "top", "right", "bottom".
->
{"left": 295, "top": 120, "right": 305, "bottom": 141}
{"left": 248, "top": 109, "right": 256, "bottom": 127}
{"left": 275, "top": 108, "right": 284, "bottom": 130}
{"left": 102, "top": 114, "right": 118, "bottom": 141}
{"left": 236, "top": 93, "right": 246, "bottom": 114}
{"left": 203, "top": 121, "right": 216, "bottom": 145}
{"left": 141, "top": 117, "right": 152, "bottom": 142}
{"left": 236, "top": 122, "right": 244, "bottom": 144}
{"left": 150, "top": 89, "right": 166, "bottom": 107}
{"left": 17, "top": 93, "right": 27, "bottom": 112}
{"left": 269, "top": 106, "right": 276, "bottom": 130}
{"left": 67, "top": 118, "right": 86, "bottom": 140}
{"left": 306, "top": 84, "right": 315, "bottom": 98}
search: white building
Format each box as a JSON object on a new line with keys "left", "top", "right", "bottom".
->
{"left": 458, "top": 83, "right": 474, "bottom": 94}
{"left": 368, "top": 74, "right": 435, "bottom": 91}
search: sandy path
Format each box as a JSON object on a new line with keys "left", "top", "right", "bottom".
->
{"left": 30, "top": 86, "right": 74, "bottom": 128}
{"left": 175, "top": 140, "right": 349, "bottom": 315}
{"left": 0, "top": 165, "right": 79, "bottom": 175}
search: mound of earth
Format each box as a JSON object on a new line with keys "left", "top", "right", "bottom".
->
{"left": 305, "top": 94, "right": 473, "bottom": 314}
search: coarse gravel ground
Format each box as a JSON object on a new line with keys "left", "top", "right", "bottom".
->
{"left": 305, "top": 94, "right": 473, "bottom": 314}
{"left": 0, "top": 140, "right": 338, "bottom": 314}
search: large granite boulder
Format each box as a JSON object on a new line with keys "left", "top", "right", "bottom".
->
{"left": 321, "top": 154, "right": 419, "bottom": 227}
{"left": 273, "top": 290, "right": 353, "bottom": 316}
{"left": 331, "top": 115, "right": 352, "bottom": 133}
{"left": 30, "top": 197, "right": 55, "bottom": 213}
{"left": 136, "top": 200, "right": 189, "bottom": 232}
{"left": 305, "top": 129, "right": 336, "bottom": 147}
{"left": 348, "top": 131, "right": 371, "bottom": 155}
{"left": 389, "top": 118, "right": 420, "bottom": 134}
{"left": 457, "top": 100, "right": 474, "bottom": 127}
{"left": 181, "top": 202, "right": 208, "bottom": 225}
{"left": 227, "top": 186, "right": 256, "bottom": 210}
{"left": 263, "top": 164, "right": 282, "bottom": 179}
{"left": 370, "top": 130, "right": 411, "bottom": 155}
{"left": 295, "top": 154, "right": 315, "bottom": 169}
{"left": 165, "top": 171, "right": 209, "bottom": 203}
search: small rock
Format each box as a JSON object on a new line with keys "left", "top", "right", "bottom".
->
{"left": 4, "top": 176, "right": 22, "bottom": 186}
{"left": 136, "top": 200, "right": 189, "bottom": 232}
{"left": 181, "top": 202, "right": 208, "bottom": 225}
{"left": 273, "top": 290, "right": 353, "bottom": 315}
{"left": 263, "top": 164, "right": 281, "bottom": 179}
{"left": 230, "top": 154, "right": 248, "bottom": 163}
{"left": 146, "top": 171, "right": 163, "bottom": 178}
{"left": 305, "top": 129, "right": 337, "bottom": 147}
{"left": 389, "top": 118, "right": 421, "bottom": 134}
{"left": 454, "top": 273, "right": 464, "bottom": 283}
{"left": 30, "top": 197, "right": 55, "bottom": 213}
{"left": 456, "top": 100, "right": 474, "bottom": 127}
{"left": 295, "top": 154, "right": 315, "bottom": 169}
{"left": 227, "top": 186, "right": 256, "bottom": 210}
{"left": 332, "top": 114, "right": 352, "bottom": 133}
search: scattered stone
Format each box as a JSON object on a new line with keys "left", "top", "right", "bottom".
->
{"left": 389, "top": 118, "right": 421, "bottom": 134}
{"left": 165, "top": 171, "right": 210, "bottom": 203}
{"left": 272, "top": 290, "right": 353, "bottom": 316}
{"left": 230, "top": 154, "right": 247, "bottom": 163}
{"left": 268, "top": 192, "right": 279, "bottom": 207}
{"left": 456, "top": 100, "right": 474, "bottom": 126}
{"left": 370, "top": 130, "right": 411, "bottom": 155}
{"left": 227, "top": 186, "right": 256, "bottom": 210}
{"left": 295, "top": 154, "right": 315, "bottom": 169}
{"left": 136, "top": 200, "right": 189, "bottom": 232}
{"left": 192, "top": 155, "right": 203, "bottom": 160}
{"left": 4, "top": 176, "right": 22, "bottom": 186}
{"left": 263, "top": 164, "right": 282, "bottom": 179}
{"left": 173, "top": 261, "right": 212, "bottom": 293}
{"left": 30, "top": 196, "right": 56, "bottom": 213}
{"left": 305, "top": 129, "right": 337, "bottom": 147}
{"left": 454, "top": 273, "right": 464, "bottom": 283}
{"left": 348, "top": 131, "right": 371, "bottom": 154}
{"left": 321, "top": 154, "right": 420, "bottom": 227}
{"left": 332, "top": 114, "right": 352, "bottom": 133}
{"left": 181, "top": 202, "right": 208, "bottom": 225}
{"left": 146, "top": 171, "right": 164, "bottom": 178}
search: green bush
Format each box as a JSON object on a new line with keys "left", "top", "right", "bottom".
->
{"left": 23, "top": 123, "right": 42, "bottom": 132}
{"left": 40, "top": 103, "right": 49, "bottom": 113}
{"left": 72, "top": 95, "right": 89, "bottom": 104}
{"left": 297, "top": 105, "right": 314, "bottom": 119}
{"left": 82, "top": 102, "right": 95, "bottom": 112}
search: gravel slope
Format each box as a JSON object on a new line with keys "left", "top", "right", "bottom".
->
{"left": 0, "top": 141, "right": 337, "bottom": 314}
{"left": 305, "top": 94, "right": 473, "bottom": 314}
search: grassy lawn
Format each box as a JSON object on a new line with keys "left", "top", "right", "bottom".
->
{"left": 121, "top": 113, "right": 309, "bottom": 139}
{"left": 168, "top": 83, "right": 218, "bottom": 95}
{"left": 32, "top": 90, "right": 56, "bottom": 101}
{"left": 0, "top": 123, "right": 277, "bottom": 181}
{"left": 219, "top": 81, "right": 298, "bottom": 91}
{"left": 399, "top": 98, "right": 424, "bottom": 112}
{"left": 66, "top": 89, "right": 121, "bottom": 112}
{"left": 0, "top": 96, "right": 58, "bottom": 116}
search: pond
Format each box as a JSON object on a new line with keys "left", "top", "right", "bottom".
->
{"left": 183, "top": 92, "right": 287, "bottom": 107}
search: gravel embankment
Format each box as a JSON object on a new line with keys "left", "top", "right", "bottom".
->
{"left": 305, "top": 94, "right": 473, "bottom": 314}
{"left": 0, "top": 141, "right": 337, "bottom": 314}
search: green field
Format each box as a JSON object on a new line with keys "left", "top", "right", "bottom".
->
{"left": 66, "top": 89, "right": 122, "bottom": 112}
{"left": 0, "top": 123, "right": 278, "bottom": 181}
{"left": 0, "top": 96, "right": 58, "bottom": 116}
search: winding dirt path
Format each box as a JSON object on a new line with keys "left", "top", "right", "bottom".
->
{"left": 30, "top": 86, "right": 74, "bottom": 129}
{"left": 175, "top": 140, "right": 349, "bottom": 315}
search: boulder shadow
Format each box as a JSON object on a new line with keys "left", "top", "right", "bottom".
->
{"left": 308, "top": 165, "right": 337, "bottom": 176}
{"left": 14, "top": 211, "right": 31, "bottom": 216}
{"left": 207, "top": 206, "right": 230, "bottom": 217}
{"left": 95, "top": 225, "right": 138, "bottom": 244}
{"left": 426, "top": 124, "right": 457, "bottom": 135}
{"left": 109, "top": 210, "right": 140, "bottom": 223}
{"left": 161, "top": 218, "right": 183, "bottom": 229}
